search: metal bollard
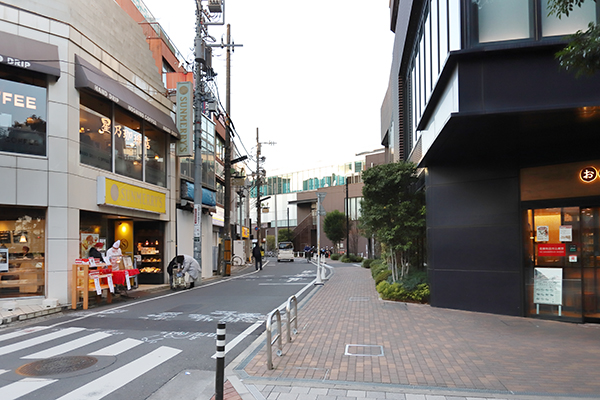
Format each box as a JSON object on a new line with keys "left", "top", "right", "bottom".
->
{"left": 266, "top": 309, "right": 283, "bottom": 370}
{"left": 215, "top": 322, "right": 225, "bottom": 400}
{"left": 286, "top": 295, "right": 298, "bottom": 343}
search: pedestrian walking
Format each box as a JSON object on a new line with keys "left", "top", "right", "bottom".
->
{"left": 304, "top": 245, "right": 311, "bottom": 262}
{"left": 252, "top": 243, "right": 263, "bottom": 270}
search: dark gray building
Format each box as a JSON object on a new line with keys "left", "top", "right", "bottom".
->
{"left": 382, "top": 0, "right": 600, "bottom": 322}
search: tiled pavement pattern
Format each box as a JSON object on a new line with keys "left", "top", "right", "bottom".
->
{"left": 212, "top": 380, "right": 243, "bottom": 400}
{"left": 228, "top": 262, "right": 600, "bottom": 400}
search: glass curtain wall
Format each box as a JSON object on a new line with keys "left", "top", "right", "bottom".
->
{"left": 472, "top": 0, "right": 597, "bottom": 44}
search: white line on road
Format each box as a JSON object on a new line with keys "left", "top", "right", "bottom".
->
{"left": 0, "top": 327, "right": 86, "bottom": 357}
{"left": 258, "top": 283, "right": 307, "bottom": 285}
{"left": 55, "top": 346, "right": 181, "bottom": 400}
{"left": 0, "top": 377, "right": 57, "bottom": 400}
{"left": 211, "top": 321, "right": 263, "bottom": 359}
{"left": 22, "top": 331, "right": 112, "bottom": 359}
{"left": 0, "top": 326, "right": 49, "bottom": 343}
{"left": 88, "top": 338, "right": 143, "bottom": 356}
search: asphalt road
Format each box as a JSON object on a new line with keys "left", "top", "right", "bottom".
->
{"left": 0, "top": 257, "right": 318, "bottom": 400}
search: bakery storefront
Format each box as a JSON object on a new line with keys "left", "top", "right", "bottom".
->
{"left": 522, "top": 161, "right": 600, "bottom": 322}
{"left": 79, "top": 178, "right": 167, "bottom": 284}
{"left": 76, "top": 54, "right": 178, "bottom": 285}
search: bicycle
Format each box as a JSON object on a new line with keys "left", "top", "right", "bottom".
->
{"left": 231, "top": 255, "right": 244, "bottom": 266}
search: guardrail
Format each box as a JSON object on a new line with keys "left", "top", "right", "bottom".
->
{"left": 286, "top": 295, "right": 298, "bottom": 343}
{"left": 266, "top": 309, "right": 282, "bottom": 370}
{"left": 266, "top": 295, "right": 301, "bottom": 370}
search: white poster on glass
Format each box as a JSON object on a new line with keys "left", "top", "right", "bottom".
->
{"left": 536, "top": 226, "right": 549, "bottom": 242}
{"left": 533, "top": 267, "right": 563, "bottom": 306}
{"left": 559, "top": 225, "right": 572, "bottom": 242}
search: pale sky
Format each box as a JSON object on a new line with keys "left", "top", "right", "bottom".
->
{"left": 142, "top": 0, "right": 394, "bottom": 176}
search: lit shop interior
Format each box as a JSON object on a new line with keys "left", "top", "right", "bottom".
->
{"left": 79, "top": 211, "right": 165, "bottom": 285}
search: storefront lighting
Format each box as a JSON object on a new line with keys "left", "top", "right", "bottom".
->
{"left": 19, "top": 232, "right": 27, "bottom": 243}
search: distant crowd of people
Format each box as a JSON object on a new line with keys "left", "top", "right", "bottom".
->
{"left": 303, "top": 245, "right": 334, "bottom": 259}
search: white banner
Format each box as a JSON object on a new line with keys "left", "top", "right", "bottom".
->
{"left": 533, "top": 268, "right": 563, "bottom": 306}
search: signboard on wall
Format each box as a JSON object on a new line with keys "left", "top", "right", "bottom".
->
{"left": 97, "top": 177, "right": 166, "bottom": 214}
{"left": 176, "top": 81, "right": 193, "bottom": 157}
{"left": 533, "top": 267, "right": 563, "bottom": 305}
{"left": 537, "top": 244, "right": 566, "bottom": 257}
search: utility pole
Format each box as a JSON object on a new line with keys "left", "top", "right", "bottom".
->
{"left": 346, "top": 177, "right": 349, "bottom": 255}
{"left": 192, "top": 1, "right": 205, "bottom": 275}
{"left": 315, "top": 192, "right": 326, "bottom": 285}
{"left": 274, "top": 179, "right": 278, "bottom": 247}
{"left": 256, "top": 128, "right": 261, "bottom": 246}
{"left": 222, "top": 24, "right": 232, "bottom": 276}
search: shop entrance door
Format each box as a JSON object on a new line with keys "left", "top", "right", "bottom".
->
{"left": 581, "top": 208, "right": 600, "bottom": 321}
{"left": 525, "top": 206, "right": 600, "bottom": 322}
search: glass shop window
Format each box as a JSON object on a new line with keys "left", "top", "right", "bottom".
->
{"left": 0, "top": 77, "right": 47, "bottom": 156}
{"left": 0, "top": 207, "right": 46, "bottom": 298}
{"left": 145, "top": 125, "right": 167, "bottom": 187}
{"left": 80, "top": 92, "right": 113, "bottom": 171}
{"left": 114, "top": 108, "right": 143, "bottom": 181}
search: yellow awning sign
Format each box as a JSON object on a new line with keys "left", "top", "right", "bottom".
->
{"left": 97, "top": 177, "right": 166, "bottom": 214}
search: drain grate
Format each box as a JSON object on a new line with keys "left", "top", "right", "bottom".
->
{"left": 17, "top": 356, "right": 98, "bottom": 376}
{"left": 349, "top": 297, "right": 370, "bottom": 302}
{"left": 345, "top": 344, "right": 384, "bottom": 357}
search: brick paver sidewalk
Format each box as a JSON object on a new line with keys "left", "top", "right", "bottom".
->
{"left": 240, "top": 265, "right": 600, "bottom": 397}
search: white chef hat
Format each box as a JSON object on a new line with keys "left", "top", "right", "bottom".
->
{"left": 112, "top": 240, "right": 120, "bottom": 249}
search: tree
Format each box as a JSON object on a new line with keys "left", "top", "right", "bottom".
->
{"left": 348, "top": 220, "right": 361, "bottom": 255}
{"left": 323, "top": 210, "right": 346, "bottom": 253}
{"left": 359, "top": 162, "right": 425, "bottom": 281}
{"left": 277, "top": 229, "right": 294, "bottom": 243}
{"left": 549, "top": 0, "right": 600, "bottom": 76}
{"left": 266, "top": 235, "right": 275, "bottom": 253}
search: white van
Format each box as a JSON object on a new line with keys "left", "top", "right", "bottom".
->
{"left": 277, "top": 242, "right": 294, "bottom": 262}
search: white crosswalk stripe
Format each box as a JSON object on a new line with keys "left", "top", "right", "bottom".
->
{"left": 0, "top": 327, "right": 184, "bottom": 400}
{"left": 0, "top": 327, "right": 86, "bottom": 357}
{"left": 21, "top": 332, "right": 112, "bottom": 359}
{"left": 88, "top": 337, "right": 143, "bottom": 356}
{"left": 0, "top": 326, "right": 49, "bottom": 343}
{"left": 55, "top": 346, "right": 182, "bottom": 400}
{"left": 0, "top": 378, "right": 57, "bottom": 400}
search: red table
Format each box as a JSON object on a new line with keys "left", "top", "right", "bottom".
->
{"left": 96, "top": 268, "right": 140, "bottom": 285}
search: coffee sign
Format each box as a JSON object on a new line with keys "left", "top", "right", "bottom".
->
{"left": 0, "top": 54, "right": 32, "bottom": 69}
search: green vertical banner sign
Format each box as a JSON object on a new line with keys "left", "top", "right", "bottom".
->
{"left": 176, "top": 81, "right": 193, "bottom": 157}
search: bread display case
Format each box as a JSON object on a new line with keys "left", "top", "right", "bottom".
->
{"left": 136, "top": 238, "right": 163, "bottom": 284}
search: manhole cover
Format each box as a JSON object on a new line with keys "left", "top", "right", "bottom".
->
{"left": 17, "top": 356, "right": 98, "bottom": 376}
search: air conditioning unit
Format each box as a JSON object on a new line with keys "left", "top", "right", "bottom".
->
{"left": 208, "top": 0, "right": 222, "bottom": 13}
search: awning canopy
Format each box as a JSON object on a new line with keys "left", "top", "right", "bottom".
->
{"left": 0, "top": 32, "right": 61, "bottom": 78}
{"left": 289, "top": 198, "right": 316, "bottom": 205}
{"left": 74, "top": 55, "right": 179, "bottom": 138}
